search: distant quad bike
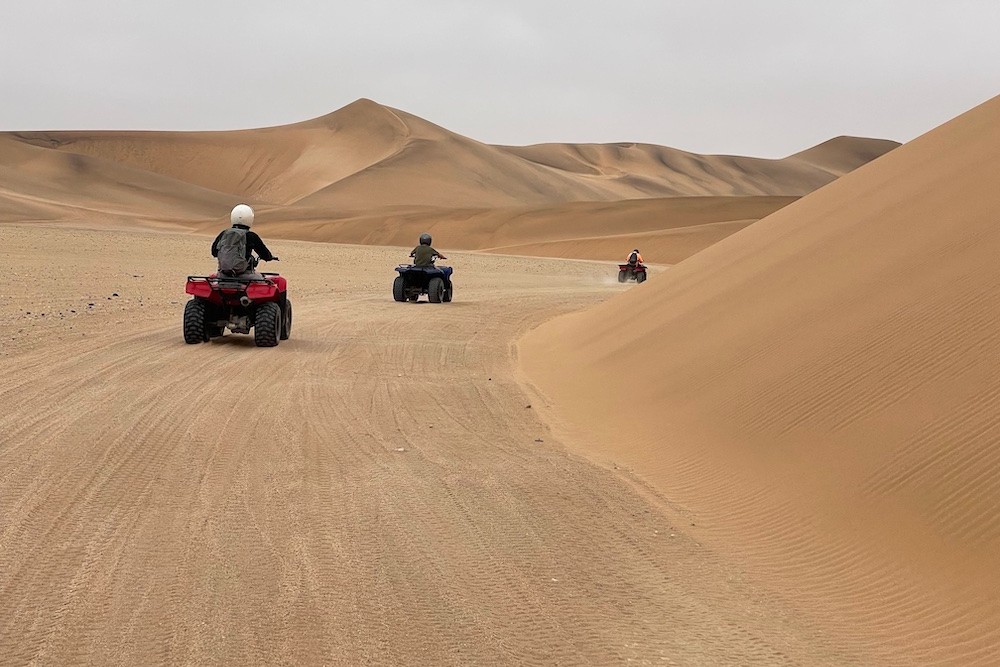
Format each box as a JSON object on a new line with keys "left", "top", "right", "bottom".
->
{"left": 618, "top": 263, "right": 647, "bottom": 284}
{"left": 393, "top": 264, "right": 454, "bottom": 303}
{"left": 183, "top": 256, "right": 292, "bottom": 347}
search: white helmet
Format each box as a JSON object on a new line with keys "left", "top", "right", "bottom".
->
{"left": 231, "top": 203, "right": 254, "bottom": 228}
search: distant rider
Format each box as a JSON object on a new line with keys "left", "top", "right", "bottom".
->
{"left": 410, "top": 233, "right": 447, "bottom": 266}
{"left": 211, "top": 204, "right": 278, "bottom": 278}
{"left": 626, "top": 248, "right": 643, "bottom": 267}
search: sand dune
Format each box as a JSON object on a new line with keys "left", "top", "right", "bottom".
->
{"left": 295, "top": 126, "right": 877, "bottom": 210}
{"left": 2, "top": 99, "right": 896, "bottom": 260}
{"left": 504, "top": 135, "right": 900, "bottom": 196}
{"left": 785, "top": 135, "right": 902, "bottom": 174}
{"left": 521, "top": 94, "right": 1000, "bottom": 663}
{"left": 6, "top": 100, "right": 409, "bottom": 206}
{"left": 10, "top": 100, "right": 896, "bottom": 211}
{"left": 0, "top": 135, "right": 234, "bottom": 224}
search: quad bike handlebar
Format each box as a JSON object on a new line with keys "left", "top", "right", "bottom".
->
{"left": 250, "top": 254, "right": 279, "bottom": 265}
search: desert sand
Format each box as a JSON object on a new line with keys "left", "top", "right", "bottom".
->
{"left": 4, "top": 94, "right": 985, "bottom": 665}
{"left": 0, "top": 226, "right": 861, "bottom": 665}
{"left": 522, "top": 94, "right": 1000, "bottom": 664}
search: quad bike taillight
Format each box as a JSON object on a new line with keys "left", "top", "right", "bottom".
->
{"left": 245, "top": 282, "right": 277, "bottom": 299}
{"left": 185, "top": 279, "right": 213, "bottom": 298}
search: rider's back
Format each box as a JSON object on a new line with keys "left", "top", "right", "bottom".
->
{"left": 217, "top": 227, "right": 249, "bottom": 275}
{"left": 411, "top": 245, "right": 439, "bottom": 266}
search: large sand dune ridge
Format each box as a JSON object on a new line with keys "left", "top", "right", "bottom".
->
{"left": 8, "top": 99, "right": 895, "bottom": 210}
{"left": 2, "top": 99, "right": 896, "bottom": 262}
{"left": 521, "top": 93, "right": 1000, "bottom": 663}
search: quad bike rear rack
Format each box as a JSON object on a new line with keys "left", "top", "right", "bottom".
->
{"left": 186, "top": 274, "right": 279, "bottom": 284}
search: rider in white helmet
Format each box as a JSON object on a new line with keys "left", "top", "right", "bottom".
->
{"left": 211, "top": 204, "right": 279, "bottom": 277}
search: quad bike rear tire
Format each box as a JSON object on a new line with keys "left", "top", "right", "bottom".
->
{"left": 636, "top": 271, "right": 646, "bottom": 284}
{"left": 618, "top": 270, "right": 627, "bottom": 283}
{"left": 393, "top": 276, "right": 406, "bottom": 302}
{"left": 428, "top": 277, "right": 444, "bottom": 303}
{"left": 183, "top": 299, "right": 209, "bottom": 344}
{"left": 255, "top": 302, "right": 281, "bottom": 347}
{"left": 443, "top": 282, "right": 453, "bottom": 302}
{"left": 280, "top": 299, "right": 293, "bottom": 340}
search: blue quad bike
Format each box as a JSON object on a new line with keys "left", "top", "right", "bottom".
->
{"left": 393, "top": 265, "right": 454, "bottom": 303}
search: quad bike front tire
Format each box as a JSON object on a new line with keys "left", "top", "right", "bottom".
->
{"left": 393, "top": 276, "right": 406, "bottom": 302}
{"left": 443, "top": 281, "right": 453, "bottom": 302}
{"left": 428, "top": 277, "right": 444, "bottom": 303}
{"left": 183, "top": 299, "right": 209, "bottom": 344}
{"left": 255, "top": 302, "right": 281, "bottom": 347}
{"left": 280, "top": 299, "right": 293, "bottom": 340}
{"left": 618, "top": 270, "right": 628, "bottom": 283}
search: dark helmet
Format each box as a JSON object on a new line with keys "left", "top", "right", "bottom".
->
{"left": 419, "top": 233, "right": 432, "bottom": 246}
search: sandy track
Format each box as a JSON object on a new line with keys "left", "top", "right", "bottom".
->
{"left": 1, "top": 225, "right": 851, "bottom": 665}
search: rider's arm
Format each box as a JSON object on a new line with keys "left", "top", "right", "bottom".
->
{"left": 436, "top": 251, "right": 447, "bottom": 260}
{"left": 247, "top": 232, "right": 275, "bottom": 261}
{"left": 210, "top": 231, "right": 223, "bottom": 258}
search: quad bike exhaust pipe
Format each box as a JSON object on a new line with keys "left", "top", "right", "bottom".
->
{"left": 239, "top": 296, "right": 252, "bottom": 307}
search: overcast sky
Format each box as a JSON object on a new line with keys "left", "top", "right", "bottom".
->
{"left": 2, "top": 1, "right": 999, "bottom": 156}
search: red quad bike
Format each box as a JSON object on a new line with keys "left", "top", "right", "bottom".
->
{"left": 183, "top": 256, "right": 292, "bottom": 347}
{"left": 618, "top": 263, "right": 647, "bottom": 283}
